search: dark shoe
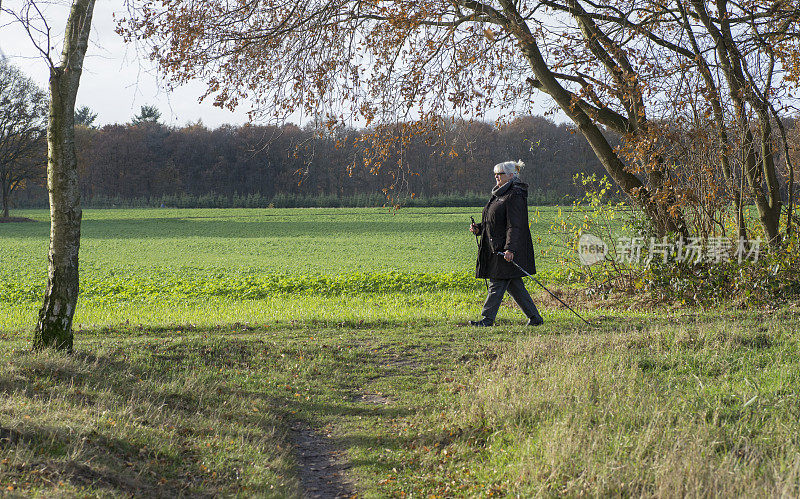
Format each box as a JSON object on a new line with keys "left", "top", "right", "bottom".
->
{"left": 469, "top": 319, "right": 493, "bottom": 327}
{"left": 527, "top": 317, "right": 544, "bottom": 326}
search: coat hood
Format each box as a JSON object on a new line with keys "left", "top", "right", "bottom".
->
{"left": 512, "top": 179, "right": 529, "bottom": 194}
{"left": 492, "top": 177, "right": 529, "bottom": 198}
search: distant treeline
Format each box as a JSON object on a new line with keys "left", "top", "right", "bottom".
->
{"left": 17, "top": 190, "right": 568, "bottom": 209}
{"left": 15, "top": 116, "right": 609, "bottom": 208}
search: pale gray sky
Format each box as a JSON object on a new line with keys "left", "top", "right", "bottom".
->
{"left": 0, "top": 1, "right": 254, "bottom": 128}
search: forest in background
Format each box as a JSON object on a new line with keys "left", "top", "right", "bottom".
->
{"left": 12, "top": 115, "right": 609, "bottom": 208}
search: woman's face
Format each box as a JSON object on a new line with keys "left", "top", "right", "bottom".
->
{"left": 494, "top": 171, "right": 512, "bottom": 186}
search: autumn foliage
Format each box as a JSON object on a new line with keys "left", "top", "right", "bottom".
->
{"left": 121, "top": 0, "right": 800, "bottom": 243}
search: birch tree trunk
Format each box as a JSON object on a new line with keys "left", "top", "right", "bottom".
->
{"left": 33, "top": 0, "right": 96, "bottom": 351}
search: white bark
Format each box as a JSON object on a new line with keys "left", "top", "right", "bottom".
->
{"left": 34, "top": 0, "right": 96, "bottom": 351}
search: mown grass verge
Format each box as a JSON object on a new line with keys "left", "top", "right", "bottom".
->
{"left": 0, "top": 269, "right": 485, "bottom": 304}
{"left": 2, "top": 306, "right": 799, "bottom": 496}
{"left": 1, "top": 286, "right": 591, "bottom": 333}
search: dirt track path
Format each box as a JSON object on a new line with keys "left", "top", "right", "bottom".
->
{"left": 290, "top": 421, "right": 355, "bottom": 499}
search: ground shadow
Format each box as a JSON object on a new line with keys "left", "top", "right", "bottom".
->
{"left": 0, "top": 349, "right": 283, "bottom": 496}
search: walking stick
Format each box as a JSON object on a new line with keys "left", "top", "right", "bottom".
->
{"left": 498, "top": 252, "right": 594, "bottom": 326}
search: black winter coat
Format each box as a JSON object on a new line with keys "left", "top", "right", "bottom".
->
{"left": 475, "top": 179, "right": 536, "bottom": 279}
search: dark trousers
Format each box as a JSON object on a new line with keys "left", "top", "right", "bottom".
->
{"left": 480, "top": 277, "right": 543, "bottom": 324}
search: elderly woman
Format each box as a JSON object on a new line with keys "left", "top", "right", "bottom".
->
{"left": 468, "top": 160, "right": 544, "bottom": 327}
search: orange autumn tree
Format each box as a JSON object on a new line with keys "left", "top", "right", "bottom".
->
{"left": 122, "top": 1, "right": 800, "bottom": 243}
{"left": 537, "top": 0, "right": 800, "bottom": 245}
{"left": 122, "top": 0, "right": 696, "bottom": 235}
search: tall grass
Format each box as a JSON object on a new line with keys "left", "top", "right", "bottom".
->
{"left": 438, "top": 318, "right": 800, "bottom": 496}
{"left": 0, "top": 338, "right": 298, "bottom": 495}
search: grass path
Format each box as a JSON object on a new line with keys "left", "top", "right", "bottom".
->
{"left": 3, "top": 305, "right": 799, "bottom": 496}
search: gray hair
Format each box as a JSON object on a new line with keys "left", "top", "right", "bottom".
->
{"left": 493, "top": 160, "right": 525, "bottom": 177}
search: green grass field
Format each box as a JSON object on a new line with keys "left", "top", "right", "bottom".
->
{"left": 1, "top": 207, "right": 577, "bottom": 332}
{"left": 3, "top": 206, "right": 564, "bottom": 274}
{"left": 1, "top": 207, "right": 798, "bottom": 496}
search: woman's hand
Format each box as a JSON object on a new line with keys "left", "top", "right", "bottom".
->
{"left": 503, "top": 251, "right": 514, "bottom": 262}
{"left": 469, "top": 223, "right": 480, "bottom": 235}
